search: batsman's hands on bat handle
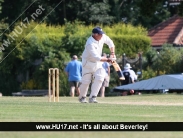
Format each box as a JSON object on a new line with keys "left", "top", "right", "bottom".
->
{"left": 106, "top": 58, "right": 112, "bottom": 63}
{"left": 109, "top": 54, "right": 116, "bottom": 61}
{"left": 100, "top": 57, "right": 111, "bottom": 62}
{"left": 109, "top": 57, "right": 116, "bottom": 61}
{"left": 110, "top": 53, "right": 116, "bottom": 58}
{"left": 110, "top": 51, "right": 116, "bottom": 58}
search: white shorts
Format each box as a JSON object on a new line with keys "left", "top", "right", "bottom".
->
{"left": 102, "top": 75, "right": 109, "bottom": 87}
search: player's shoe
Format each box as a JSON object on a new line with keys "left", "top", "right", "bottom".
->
{"left": 79, "top": 97, "right": 88, "bottom": 103}
{"left": 89, "top": 96, "right": 98, "bottom": 103}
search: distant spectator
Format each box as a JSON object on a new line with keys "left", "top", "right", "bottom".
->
{"left": 99, "top": 53, "right": 110, "bottom": 97}
{"left": 121, "top": 90, "right": 141, "bottom": 96}
{"left": 122, "top": 63, "right": 137, "bottom": 85}
{"left": 122, "top": 63, "right": 140, "bottom": 96}
{"left": 65, "top": 55, "right": 82, "bottom": 97}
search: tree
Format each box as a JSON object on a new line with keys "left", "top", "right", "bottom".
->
{"left": 0, "top": 0, "right": 181, "bottom": 29}
{"left": 155, "top": 44, "right": 181, "bottom": 74}
{"left": 77, "top": 0, "right": 114, "bottom": 25}
{"left": 61, "top": 20, "right": 91, "bottom": 57}
{"left": 108, "top": 0, "right": 171, "bottom": 29}
{"left": 0, "top": 0, "right": 3, "bottom": 13}
{"left": 0, "top": 22, "right": 71, "bottom": 95}
{"left": 178, "top": 1, "right": 183, "bottom": 16}
{"left": 144, "top": 44, "right": 183, "bottom": 77}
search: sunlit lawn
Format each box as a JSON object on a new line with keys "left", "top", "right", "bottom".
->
{"left": 0, "top": 94, "right": 183, "bottom": 138}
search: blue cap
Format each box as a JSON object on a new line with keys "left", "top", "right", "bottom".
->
{"left": 92, "top": 27, "right": 104, "bottom": 34}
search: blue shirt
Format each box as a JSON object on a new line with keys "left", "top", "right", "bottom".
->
{"left": 65, "top": 60, "right": 82, "bottom": 81}
{"left": 102, "top": 62, "right": 110, "bottom": 75}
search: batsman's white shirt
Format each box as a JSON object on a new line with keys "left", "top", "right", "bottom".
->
{"left": 82, "top": 34, "right": 114, "bottom": 69}
{"left": 79, "top": 34, "right": 115, "bottom": 98}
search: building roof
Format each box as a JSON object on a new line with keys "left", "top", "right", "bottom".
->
{"left": 148, "top": 15, "right": 183, "bottom": 47}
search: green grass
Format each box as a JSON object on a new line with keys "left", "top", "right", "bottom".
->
{"left": 0, "top": 94, "right": 183, "bottom": 138}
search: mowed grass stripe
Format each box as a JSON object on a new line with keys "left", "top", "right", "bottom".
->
{"left": 0, "top": 94, "right": 183, "bottom": 138}
{"left": 0, "top": 94, "right": 183, "bottom": 122}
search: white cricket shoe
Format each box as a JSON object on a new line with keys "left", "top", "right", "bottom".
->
{"left": 79, "top": 97, "right": 88, "bottom": 103}
{"left": 89, "top": 96, "right": 98, "bottom": 103}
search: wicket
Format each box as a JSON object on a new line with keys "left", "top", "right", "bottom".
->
{"left": 48, "top": 68, "right": 59, "bottom": 102}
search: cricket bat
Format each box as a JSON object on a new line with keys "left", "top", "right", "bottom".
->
{"left": 111, "top": 60, "right": 125, "bottom": 80}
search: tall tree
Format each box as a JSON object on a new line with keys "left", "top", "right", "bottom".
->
{"left": 77, "top": 0, "right": 114, "bottom": 25}
{"left": 144, "top": 44, "right": 183, "bottom": 75}
{"left": 0, "top": 22, "right": 71, "bottom": 95}
{"left": 0, "top": 0, "right": 3, "bottom": 13}
{"left": 108, "top": 0, "right": 171, "bottom": 29}
{"left": 178, "top": 1, "right": 183, "bottom": 16}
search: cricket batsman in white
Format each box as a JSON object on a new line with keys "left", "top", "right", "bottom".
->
{"left": 79, "top": 27, "right": 116, "bottom": 103}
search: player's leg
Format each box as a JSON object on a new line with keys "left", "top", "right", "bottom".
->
{"left": 89, "top": 68, "right": 105, "bottom": 103}
{"left": 101, "top": 75, "right": 109, "bottom": 97}
{"left": 69, "top": 81, "right": 75, "bottom": 97}
{"left": 75, "top": 81, "right": 81, "bottom": 96}
{"left": 79, "top": 73, "right": 92, "bottom": 103}
{"left": 100, "top": 80, "right": 105, "bottom": 97}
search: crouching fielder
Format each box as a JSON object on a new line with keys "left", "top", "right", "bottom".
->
{"left": 79, "top": 27, "right": 116, "bottom": 103}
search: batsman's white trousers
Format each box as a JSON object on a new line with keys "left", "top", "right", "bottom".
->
{"left": 79, "top": 60, "right": 106, "bottom": 98}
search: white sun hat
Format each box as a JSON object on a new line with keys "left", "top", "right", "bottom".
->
{"left": 124, "top": 63, "right": 132, "bottom": 69}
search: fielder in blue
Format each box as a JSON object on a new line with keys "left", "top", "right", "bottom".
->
{"left": 65, "top": 55, "right": 82, "bottom": 97}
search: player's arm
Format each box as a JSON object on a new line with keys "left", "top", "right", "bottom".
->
{"left": 110, "top": 47, "right": 116, "bottom": 58}
{"left": 103, "top": 34, "right": 115, "bottom": 58}
{"left": 65, "top": 72, "right": 69, "bottom": 76}
{"left": 110, "top": 47, "right": 115, "bottom": 55}
{"left": 65, "top": 64, "right": 69, "bottom": 77}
